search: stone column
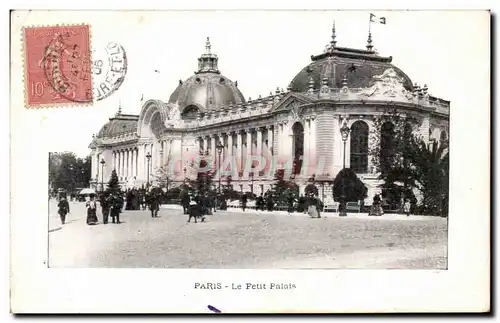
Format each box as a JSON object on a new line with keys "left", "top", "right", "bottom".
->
{"left": 130, "top": 149, "right": 134, "bottom": 179}
{"left": 246, "top": 130, "right": 252, "bottom": 176}
{"left": 236, "top": 130, "right": 243, "bottom": 177}
{"left": 309, "top": 116, "right": 317, "bottom": 164}
{"left": 256, "top": 128, "right": 263, "bottom": 177}
{"left": 227, "top": 132, "right": 234, "bottom": 157}
{"left": 257, "top": 128, "right": 263, "bottom": 157}
{"left": 203, "top": 136, "right": 208, "bottom": 152}
{"left": 131, "top": 148, "right": 135, "bottom": 178}
{"left": 304, "top": 118, "right": 310, "bottom": 164}
{"left": 126, "top": 149, "right": 130, "bottom": 179}
{"left": 129, "top": 149, "right": 133, "bottom": 179}
{"left": 267, "top": 125, "right": 273, "bottom": 155}
{"left": 116, "top": 151, "right": 119, "bottom": 179}
{"left": 220, "top": 133, "right": 226, "bottom": 165}
{"left": 276, "top": 123, "right": 282, "bottom": 155}
{"left": 210, "top": 134, "right": 216, "bottom": 169}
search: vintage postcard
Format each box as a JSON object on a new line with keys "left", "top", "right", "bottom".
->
{"left": 10, "top": 10, "right": 490, "bottom": 313}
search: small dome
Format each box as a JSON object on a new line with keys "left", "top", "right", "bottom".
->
{"left": 96, "top": 113, "right": 138, "bottom": 138}
{"left": 168, "top": 37, "right": 245, "bottom": 114}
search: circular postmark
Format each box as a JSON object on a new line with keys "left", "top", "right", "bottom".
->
{"left": 40, "top": 32, "right": 93, "bottom": 103}
{"left": 91, "top": 42, "right": 128, "bottom": 101}
{"left": 41, "top": 34, "right": 127, "bottom": 103}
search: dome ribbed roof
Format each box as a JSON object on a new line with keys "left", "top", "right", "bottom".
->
{"left": 96, "top": 113, "right": 138, "bottom": 138}
{"left": 289, "top": 23, "right": 413, "bottom": 92}
{"left": 168, "top": 37, "right": 245, "bottom": 113}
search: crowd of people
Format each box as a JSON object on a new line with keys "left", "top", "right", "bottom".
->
{"left": 55, "top": 186, "right": 412, "bottom": 227}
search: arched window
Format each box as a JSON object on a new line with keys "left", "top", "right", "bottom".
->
{"left": 380, "top": 121, "right": 395, "bottom": 174}
{"left": 350, "top": 121, "right": 369, "bottom": 173}
{"left": 292, "top": 122, "right": 304, "bottom": 174}
{"left": 182, "top": 105, "right": 199, "bottom": 120}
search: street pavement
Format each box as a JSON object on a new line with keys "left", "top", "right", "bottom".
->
{"left": 48, "top": 200, "right": 448, "bottom": 269}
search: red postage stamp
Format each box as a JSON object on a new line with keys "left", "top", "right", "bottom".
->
{"left": 23, "top": 25, "right": 92, "bottom": 108}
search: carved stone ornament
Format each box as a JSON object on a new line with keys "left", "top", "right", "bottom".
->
{"left": 360, "top": 68, "right": 414, "bottom": 100}
{"left": 288, "top": 100, "right": 301, "bottom": 121}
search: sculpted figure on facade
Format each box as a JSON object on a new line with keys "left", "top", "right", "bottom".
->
{"left": 360, "top": 68, "right": 414, "bottom": 101}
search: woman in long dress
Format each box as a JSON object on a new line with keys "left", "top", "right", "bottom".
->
{"left": 308, "top": 196, "right": 321, "bottom": 218}
{"left": 86, "top": 195, "right": 99, "bottom": 225}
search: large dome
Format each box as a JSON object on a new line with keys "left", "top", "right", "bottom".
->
{"left": 289, "top": 27, "right": 413, "bottom": 92}
{"left": 168, "top": 37, "right": 245, "bottom": 114}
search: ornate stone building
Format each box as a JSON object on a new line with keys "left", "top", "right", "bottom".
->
{"left": 89, "top": 25, "right": 450, "bottom": 203}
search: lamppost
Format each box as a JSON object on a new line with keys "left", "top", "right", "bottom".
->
{"left": 339, "top": 120, "right": 351, "bottom": 217}
{"left": 69, "top": 165, "right": 74, "bottom": 199}
{"left": 340, "top": 121, "right": 350, "bottom": 169}
{"left": 216, "top": 141, "right": 224, "bottom": 195}
{"left": 81, "top": 169, "right": 85, "bottom": 188}
{"left": 100, "top": 158, "right": 106, "bottom": 192}
{"left": 146, "top": 152, "right": 152, "bottom": 188}
{"left": 199, "top": 148, "right": 209, "bottom": 194}
{"left": 250, "top": 171, "right": 254, "bottom": 195}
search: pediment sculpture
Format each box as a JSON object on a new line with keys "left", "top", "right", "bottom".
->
{"left": 360, "top": 68, "right": 414, "bottom": 100}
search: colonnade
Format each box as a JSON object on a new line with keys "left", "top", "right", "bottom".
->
{"left": 112, "top": 148, "right": 139, "bottom": 181}
{"left": 196, "top": 126, "right": 274, "bottom": 178}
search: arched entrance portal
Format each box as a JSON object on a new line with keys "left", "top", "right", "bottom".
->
{"left": 292, "top": 122, "right": 304, "bottom": 174}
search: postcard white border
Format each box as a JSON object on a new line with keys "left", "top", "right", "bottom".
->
{"left": 9, "top": 4, "right": 491, "bottom": 314}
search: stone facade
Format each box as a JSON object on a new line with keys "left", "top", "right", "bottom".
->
{"left": 89, "top": 28, "right": 450, "bottom": 204}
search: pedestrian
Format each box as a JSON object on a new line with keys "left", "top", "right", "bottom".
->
{"left": 110, "top": 193, "right": 123, "bottom": 224}
{"left": 287, "top": 194, "right": 295, "bottom": 215}
{"left": 404, "top": 199, "right": 411, "bottom": 217}
{"left": 308, "top": 196, "right": 321, "bottom": 218}
{"left": 256, "top": 194, "right": 264, "bottom": 211}
{"left": 149, "top": 193, "right": 160, "bottom": 218}
{"left": 100, "top": 193, "right": 110, "bottom": 224}
{"left": 241, "top": 194, "right": 248, "bottom": 212}
{"left": 86, "top": 195, "right": 98, "bottom": 225}
{"left": 181, "top": 192, "right": 190, "bottom": 215}
{"left": 370, "top": 194, "right": 382, "bottom": 216}
{"left": 266, "top": 194, "right": 274, "bottom": 212}
{"left": 57, "top": 196, "right": 70, "bottom": 225}
{"left": 187, "top": 198, "right": 204, "bottom": 223}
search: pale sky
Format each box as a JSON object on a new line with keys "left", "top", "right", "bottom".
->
{"left": 11, "top": 10, "right": 489, "bottom": 157}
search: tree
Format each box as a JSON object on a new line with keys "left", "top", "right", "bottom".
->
{"left": 155, "top": 165, "right": 175, "bottom": 192}
{"left": 304, "top": 183, "right": 318, "bottom": 197}
{"left": 269, "top": 169, "right": 299, "bottom": 206}
{"left": 187, "top": 158, "right": 215, "bottom": 196}
{"left": 222, "top": 175, "right": 240, "bottom": 200}
{"left": 380, "top": 135, "right": 449, "bottom": 216}
{"left": 48, "top": 152, "right": 92, "bottom": 194}
{"left": 408, "top": 138, "right": 449, "bottom": 216}
{"left": 332, "top": 168, "right": 368, "bottom": 202}
{"left": 368, "top": 107, "right": 418, "bottom": 174}
{"left": 105, "top": 169, "right": 122, "bottom": 195}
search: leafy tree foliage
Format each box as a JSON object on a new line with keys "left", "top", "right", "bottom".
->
{"left": 380, "top": 135, "right": 449, "bottom": 216}
{"left": 49, "top": 152, "right": 92, "bottom": 194}
{"left": 304, "top": 183, "right": 318, "bottom": 197}
{"left": 268, "top": 169, "right": 299, "bottom": 206}
{"left": 222, "top": 175, "right": 240, "bottom": 200}
{"left": 187, "top": 158, "right": 215, "bottom": 196}
{"left": 332, "top": 168, "right": 368, "bottom": 202}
